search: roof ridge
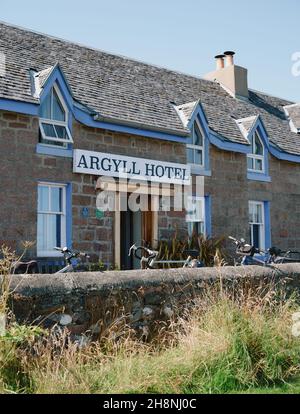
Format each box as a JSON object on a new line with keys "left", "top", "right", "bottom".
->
{"left": 249, "top": 88, "right": 295, "bottom": 105}
{"left": 0, "top": 20, "right": 214, "bottom": 86}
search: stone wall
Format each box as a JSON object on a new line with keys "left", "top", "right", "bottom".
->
{"left": 6, "top": 264, "right": 300, "bottom": 339}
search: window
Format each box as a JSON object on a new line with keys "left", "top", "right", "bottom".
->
{"left": 39, "top": 84, "right": 73, "bottom": 147}
{"left": 37, "top": 183, "right": 66, "bottom": 257}
{"left": 249, "top": 201, "right": 265, "bottom": 250}
{"left": 187, "top": 121, "right": 204, "bottom": 167}
{"left": 186, "top": 196, "right": 205, "bottom": 237}
{"left": 247, "top": 131, "right": 264, "bottom": 173}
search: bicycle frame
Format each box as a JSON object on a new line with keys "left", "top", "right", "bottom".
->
{"left": 54, "top": 247, "right": 90, "bottom": 273}
{"left": 128, "top": 243, "right": 203, "bottom": 269}
{"left": 229, "top": 236, "right": 300, "bottom": 266}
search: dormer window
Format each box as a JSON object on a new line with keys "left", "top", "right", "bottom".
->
{"left": 187, "top": 121, "right": 204, "bottom": 167}
{"left": 39, "top": 84, "right": 73, "bottom": 147}
{"left": 247, "top": 131, "right": 264, "bottom": 173}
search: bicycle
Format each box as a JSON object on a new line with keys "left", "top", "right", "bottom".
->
{"left": 12, "top": 247, "right": 90, "bottom": 274}
{"left": 128, "top": 243, "right": 204, "bottom": 269}
{"left": 53, "top": 247, "right": 91, "bottom": 273}
{"left": 228, "top": 236, "right": 300, "bottom": 266}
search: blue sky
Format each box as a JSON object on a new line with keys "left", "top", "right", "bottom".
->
{"left": 1, "top": 0, "right": 300, "bottom": 101}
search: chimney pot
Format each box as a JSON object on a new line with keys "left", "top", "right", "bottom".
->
{"left": 224, "top": 51, "right": 235, "bottom": 66}
{"left": 214, "top": 54, "right": 225, "bottom": 70}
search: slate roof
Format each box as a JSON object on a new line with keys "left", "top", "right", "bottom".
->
{"left": 0, "top": 21, "right": 299, "bottom": 155}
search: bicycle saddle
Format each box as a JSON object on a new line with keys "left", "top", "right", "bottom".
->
{"left": 12, "top": 260, "right": 39, "bottom": 274}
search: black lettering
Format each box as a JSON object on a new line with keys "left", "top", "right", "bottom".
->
{"left": 112, "top": 159, "right": 122, "bottom": 173}
{"left": 132, "top": 161, "right": 141, "bottom": 175}
{"left": 155, "top": 165, "right": 165, "bottom": 178}
{"left": 77, "top": 155, "right": 88, "bottom": 169}
{"left": 90, "top": 156, "right": 100, "bottom": 170}
{"left": 101, "top": 158, "right": 112, "bottom": 172}
{"left": 145, "top": 163, "right": 155, "bottom": 177}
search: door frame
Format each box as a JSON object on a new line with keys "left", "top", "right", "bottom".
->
{"left": 114, "top": 192, "right": 159, "bottom": 269}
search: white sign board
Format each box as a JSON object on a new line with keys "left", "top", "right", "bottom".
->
{"left": 73, "top": 149, "right": 191, "bottom": 185}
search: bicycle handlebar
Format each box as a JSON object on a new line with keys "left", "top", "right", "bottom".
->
{"left": 54, "top": 247, "right": 90, "bottom": 259}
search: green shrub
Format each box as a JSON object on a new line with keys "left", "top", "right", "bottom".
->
{"left": 157, "top": 232, "right": 226, "bottom": 267}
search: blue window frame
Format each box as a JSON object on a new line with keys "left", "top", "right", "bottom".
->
{"left": 247, "top": 125, "right": 271, "bottom": 182}
{"left": 39, "top": 84, "right": 73, "bottom": 148}
{"left": 186, "top": 195, "right": 211, "bottom": 237}
{"left": 248, "top": 200, "right": 271, "bottom": 250}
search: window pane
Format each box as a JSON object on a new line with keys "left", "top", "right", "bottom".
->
{"left": 254, "top": 133, "right": 263, "bottom": 155}
{"left": 52, "top": 89, "right": 65, "bottom": 122}
{"left": 247, "top": 156, "right": 253, "bottom": 170}
{"left": 252, "top": 224, "right": 260, "bottom": 249}
{"left": 194, "top": 149, "right": 203, "bottom": 165}
{"left": 249, "top": 203, "right": 255, "bottom": 223}
{"left": 37, "top": 214, "right": 60, "bottom": 252}
{"left": 47, "top": 215, "right": 60, "bottom": 250}
{"left": 37, "top": 213, "right": 47, "bottom": 250}
{"left": 187, "top": 148, "right": 194, "bottom": 164}
{"left": 38, "top": 186, "right": 49, "bottom": 212}
{"left": 40, "top": 93, "right": 51, "bottom": 119}
{"left": 54, "top": 125, "right": 69, "bottom": 140}
{"left": 51, "top": 187, "right": 63, "bottom": 212}
{"left": 254, "top": 158, "right": 263, "bottom": 171}
{"left": 188, "top": 222, "right": 204, "bottom": 237}
{"left": 186, "top": 197, "right": 204, "bottom": 222}
{"left": 255, "top": 204, "right": 263, "bottom": 223}
{"left": 41, "top": 138, "right": 67, "bottom": 148}
{"left": 194, "top": 123, "right": 203, "bottom": 146}
{"left": 42, "top": 123, "right": 57, "bottom": 138}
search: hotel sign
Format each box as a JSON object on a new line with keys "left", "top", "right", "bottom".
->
{"left": 73, "top": 149, "right": 191, "bottom": 185}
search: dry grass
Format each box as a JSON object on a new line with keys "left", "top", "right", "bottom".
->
{"left": 1, "top": 244, "right": 300, "bottom": 394}
{"left": 0, "top": 277, "right": 299, "bottom": 394}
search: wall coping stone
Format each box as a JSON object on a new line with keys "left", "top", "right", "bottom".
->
{"left": 5, "top": 264, "right": 300, "bottom": 297}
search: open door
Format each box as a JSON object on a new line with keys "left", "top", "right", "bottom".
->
{"left": 120, "top": 196, "right": 154, "bottom": 270}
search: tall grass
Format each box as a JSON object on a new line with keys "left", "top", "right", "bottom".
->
{"left": 1, "top": 278, "right": 300, "bottom": 394}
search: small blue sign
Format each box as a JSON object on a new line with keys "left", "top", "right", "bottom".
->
{"left": 82, "top": 207, "right": 89, "bottom": 218}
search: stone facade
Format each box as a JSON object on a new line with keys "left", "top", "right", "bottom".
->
{"left": 206, "top": 145, "right": 300, "bottom": 251}
{"left": 1, "top": 107, "right": 300, "bottom": 268}
{"left": 0, "top": 110, "right": 188, "bottom": 266}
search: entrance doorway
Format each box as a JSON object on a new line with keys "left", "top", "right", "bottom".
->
{"left": 118, "top": 194, "right": 156, "bottom": 270}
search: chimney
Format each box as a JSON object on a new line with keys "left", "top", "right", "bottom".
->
{"left": 215, "top": 54, "right": 225, "bottom": 70}
{"left": 224, "top": 51, "right": 235, "bottom": 66}
{"left": 204, "top": 51, "right": 249, "bottom": 99}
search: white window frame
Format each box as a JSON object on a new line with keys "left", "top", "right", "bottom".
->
{"left": 247, "top": 131, "right": 265, "bottom": 174}
{"left": 186, "top": 196, "right": 206, "bottom": 236}
{"left": 39, "top": 83, "right": 73, "bottom": 147}
{"left": 37, "top": 182, "right": 67, "bottom": 257}
{"left": 249, "top": 200, "right": 265, "bottom": 250}
{"left": 187, "top": 120, "right": 205, "bottom": 168}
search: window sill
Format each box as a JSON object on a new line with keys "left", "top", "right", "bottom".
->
{"left": 36, "top": 144, "right": 73, "bottom": 158}
{"left": 190, "top": 165, "right": 212, "bottom": 177}
{"left": 247, "top": 172, "right": 271, "bottom": 182}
